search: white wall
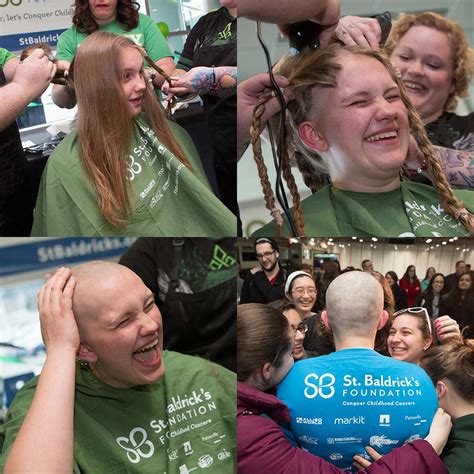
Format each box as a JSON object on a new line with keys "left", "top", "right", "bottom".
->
{"left": 320, "top": 241, "right": 471, "bottom": 277}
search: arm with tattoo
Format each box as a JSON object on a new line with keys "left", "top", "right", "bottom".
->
{"left": 161, "top": 66, "right": 237, "bottom": 97}
{"left": 434, "top": 146, "right": 473, "bottom": 188}
{"left": 406, "top": 136, "right": 473, "bottom": 189}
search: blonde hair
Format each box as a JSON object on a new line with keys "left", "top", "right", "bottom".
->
{"left": 250, "top": 43, "right": 473, "bottom": 236}
{"left": 70, "top": 32, "right": 191, "bottom": 228}
{"left": 385, "top": 11, "right": 474, "bottom": 112}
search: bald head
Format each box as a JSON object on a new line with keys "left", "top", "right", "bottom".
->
{"left": 325, "top": 271, "right": 384, "bottom": 339}
{"left": 71, "top": 261, "right": 144, "bottom": 338}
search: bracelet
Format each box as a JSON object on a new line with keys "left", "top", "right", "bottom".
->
{"left": 405, "top": 160, "right": 428, "bottom": 178}
{"left": 210, "top": 67, "right": 219, "bottom": 92}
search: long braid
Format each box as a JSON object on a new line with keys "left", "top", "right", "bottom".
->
{"left": 279, "top": 115, "right": 305, "bottom": 235}
{"left": 395, "top": 75, "right": 474, "bottom": 233}
{"left": 250, "top": 93, "right": 283, "bottom": 235}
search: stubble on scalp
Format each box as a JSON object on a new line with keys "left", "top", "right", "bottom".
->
{"left": 325, "top": 271, "right": 383, "bottom": 339}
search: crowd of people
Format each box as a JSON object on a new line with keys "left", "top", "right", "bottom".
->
{"left": 238, "top": 238, "right": 473, "bottom": 473}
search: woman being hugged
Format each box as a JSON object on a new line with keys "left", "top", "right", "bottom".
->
{"left": 32, "top": 32, "right": 236, "bottom": 236}
{"left": 251, "top": 43, "right": 474, "bottom": 237}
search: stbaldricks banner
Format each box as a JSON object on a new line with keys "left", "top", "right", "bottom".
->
{"left": 0, "top": 0, "right": 73, "bottom": 52}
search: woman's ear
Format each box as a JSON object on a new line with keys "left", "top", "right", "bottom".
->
{"left": 423, "top": 335, "right": 433, "bottom": 351}
{"left": 436, "top": 380, "right": 447, "bottom": 400}
{"left": 261, "top": 362, "right": 273, "bottom": 383}
{"left": 77, "top": 343, "right": 98, "bottom": 363}
{"left": 299, "top": 121, "right": 329, "bottom": 152}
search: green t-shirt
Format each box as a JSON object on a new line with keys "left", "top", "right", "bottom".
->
{"left": 254, "top": 182, "right": 474, "bottom": 237}
{"left": 0, "top": 48, "right": 16, "bottom": 68}
{"left": 31, "top": 117, "right": 237, "bottom": 236}
{"left": 0, "top": 351, "right": 236, "bottom": 473}
{"left": 56, "top": 13, "right": 172, "bottom": 63}
{"left": 441, "top": 414, "right": 474, "bottom": 474}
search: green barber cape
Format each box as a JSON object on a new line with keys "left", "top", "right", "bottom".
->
{"left": 31, "top": 117, "right": 236, "bottom": 236}
{"left": 0, "top": 351, "right": 236, "bottom": 473}
{"left": 254, "top": 182, "right": 474, "bottom": 237}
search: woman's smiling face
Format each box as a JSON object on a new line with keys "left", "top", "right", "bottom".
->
{"left": 287, "top": 275, "right": 317, "bottom": 317}
{"left": 300, "top": 52, "right": 410, "bottom": 192}
{"left": 390, "top": 25, "right": 454, "bottom": 124}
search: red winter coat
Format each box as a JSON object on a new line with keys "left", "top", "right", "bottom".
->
{"left": 400, "top": 278, "right": 422, "bottom": 307}
{"left": 237, "top": 381, "right": 447, "bottom": 474}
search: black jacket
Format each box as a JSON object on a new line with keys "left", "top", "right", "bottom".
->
{"left": 240, "top": 267, "right": 286, "bottom": 304}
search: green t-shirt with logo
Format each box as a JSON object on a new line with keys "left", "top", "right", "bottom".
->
{"left": 0, "top": 48, "right": 16, "bottom": 69}
{"left": 31, "top": 116, "right": 236, "bottom": 236}
{"left": 0, "top": 351, "right": 236, "bottom": 473}
{"left": 56, "top": 13, "right": 172, "bottom": 63}
{"left": 254, "top": 182, "right": 474, "bottom": 237}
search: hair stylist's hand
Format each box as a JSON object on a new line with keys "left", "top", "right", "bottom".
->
{"left": 37, "top": 267, "right": 79, "bottom": 355}
{"left": 237, "top": 73, "right": 295, "bottom": 159}
{"left": 335, "top": 15, "right": 381, "bottom": 48}
{"left": 278, "top": 0, "right": 340, "bottom": 47}
{"left": 13, "top": 48, "right": 56, "bottom": 99}
{"left": 425, "top": 408, "right": 452, "bottom": 455}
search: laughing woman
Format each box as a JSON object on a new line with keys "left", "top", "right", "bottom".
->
{"left": 31, "top": 32, "right": 236, "bottom": 236}
{"left": 251, "top": 43, "right": 474, "bottom": 237}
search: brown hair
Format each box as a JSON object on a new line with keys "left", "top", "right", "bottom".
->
{"left": 371, "top": 271, "right": 395, "bottom": 355}
{"left": 419, "top": 339, "right": 474, "bottom": 402}
{"left": 237, "top": 303, "right": 292, "bottom": 382}
{"left": 250, "top": 43, "right": 473, "bottom": 236}
{"left": 390, "top": 309, "right": 432, "bottom": 342}
{"left": 69, "top": 32, "right": 191, "bottom": 227}
{"left": 384, "top": 12, "right": 474, "bottom": 111}
{"left": 73, "top": 0, "right": 139, "bottom": 34}
{"left": 268, "top": 299, "right": 298, "bottom": 316}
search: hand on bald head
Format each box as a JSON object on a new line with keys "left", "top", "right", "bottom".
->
{"left": 325, "top": 271, "right": 385, "bottom": 339}
{"left": 71, "top": 261, "right": 137, "bottom": 338}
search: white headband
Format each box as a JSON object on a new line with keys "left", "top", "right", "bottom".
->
{"left": 285, "top": 271, "right": 312, "bottom": 294}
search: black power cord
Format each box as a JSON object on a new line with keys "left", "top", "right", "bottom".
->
{"left": 255, "top": 21, "right": 298, "bottom": 237}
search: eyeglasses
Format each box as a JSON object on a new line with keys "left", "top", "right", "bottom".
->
{"left": 256, "top": 250, "right": 275, "bottom": 259}
{"left": 292, "top": 287, "right": 317, "bottom": 296}
{"left": 393, "top": 307, "right": 432, "bottom": 334}
{"left": 291, "top": 323, "right": 308, "bottom": 335}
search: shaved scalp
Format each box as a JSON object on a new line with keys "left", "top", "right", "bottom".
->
{"left": 326, "top": 271, "right": 383, "bottom": 338}
{"left": 71, "top": 261, "right": 135, "bottom": 338}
